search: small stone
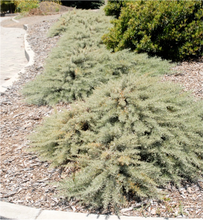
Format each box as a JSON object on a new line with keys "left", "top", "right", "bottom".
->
{"left": 187, "top": 187, "right": 192, "bottom": 193}
{"left": 199, "top": 71, "right": 203, "bottom": 76}
{"left": 151, "top": 208, "right": 156, "bottom": 215}
{"left": 121, "top": 207, "right": 133, "bottom": 213}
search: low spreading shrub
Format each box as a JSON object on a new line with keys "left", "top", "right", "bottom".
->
{"left": 29, "top": 74, "right": 203, "bottom": 211}
{"left": 22, "top": 10, "right": 172, "bottom": 106}
{"left": 47, "top": 8, "right": 111, "bottom": 37}
{"left": 102, "top": 0, "right": 203, "bottom": 61}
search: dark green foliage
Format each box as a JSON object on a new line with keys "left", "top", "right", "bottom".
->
{"left": 22, "top": 9, "right": 172, "bottom": 106}
{"left": 102, "top": 0, "right": 203, "bottom": 61}
{"left": 60, "top": 0, "right": 104, "bottom": 9}
{"left": 104, "top": 0, "right": 129, "bottom": 18}
{"left": 30, "top": 74, "right": 203, "bottom": 211}
{"left": 1, "top": 0, "right": 16, "bottom": 13}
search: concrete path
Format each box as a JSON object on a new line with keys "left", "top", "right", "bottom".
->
{"left": 0, "top": 201, "right": 197, "bottom": 220}
{"left": 0, "top": 16, "right": 27, "bottom": 92}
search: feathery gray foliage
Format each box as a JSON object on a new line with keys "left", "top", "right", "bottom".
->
{"left": 30, "top": 74, "right": 203, "bottom": 211}
{"left": 22, "top": 9, "right": 173, "bottom": 106}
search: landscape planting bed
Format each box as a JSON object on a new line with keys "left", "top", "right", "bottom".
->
{"left": 0, "top": 10, "right": 203, "bottom": 218}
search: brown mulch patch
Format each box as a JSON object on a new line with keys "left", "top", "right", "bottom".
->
{"left": 163, "top": 57, "right": 203, "bottom": 100}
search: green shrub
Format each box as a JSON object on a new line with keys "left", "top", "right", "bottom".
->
{"left": 22, "top": 10, "right": 172, "bottom": 106}
{"left": 102, "top": 0, "right": 203, "bottom": 61}
{"left": 104, "top": 0, "right": 129, "bottom": 18}
{"left": 29, "top": 74, "right": 203, "bottom": 211}
{"left": 14, "top": 0, "right": 39, "bottom": 12}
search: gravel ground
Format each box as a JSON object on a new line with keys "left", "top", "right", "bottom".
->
{"left": 0, "top": 16, "right": 203, "bottom": 218}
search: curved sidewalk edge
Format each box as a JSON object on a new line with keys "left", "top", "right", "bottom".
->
{"left": 23, "top": 24, "right": 35, "bottom": 67}
{"left": 0, "top": 17, "right": 35, "bottom": 93}
{"left": 0, "top": 201, "right": 195, "bottom": 220}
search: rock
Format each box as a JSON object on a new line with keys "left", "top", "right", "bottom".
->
{"left": 151, "top": 208, "right": 156, "bottom": 215}
{"left": 121, "top": 207, "right": 133, "bottom": 213}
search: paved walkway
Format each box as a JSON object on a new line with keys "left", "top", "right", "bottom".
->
{"left": 0, "top": 201, "right": 195, "bottom": 220}
{"left": 0, "top": 16, "right": 27, "bottom": 92}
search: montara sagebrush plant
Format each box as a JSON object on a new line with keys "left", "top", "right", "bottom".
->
{"left": 22, "top": 9, "right": 172, "bottom": 106}
{"left": 29, "top": 74, "right": 203, "bottom": 212}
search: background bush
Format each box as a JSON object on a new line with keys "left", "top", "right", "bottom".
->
{"left": 13, "top": 0, "right": 61, "bottom": 12}
{"left": 0, "top": 0, "right": 16, "bottom": 13}
{"left": 40, "top": 0, "right": 61, "bottom": 3}
{"left": 60, "top": 0, "right": 104, "bottom": 9}
{"left": 102, "top": 0, "right": 203, "bottom": 61}
{"left": 22, "top": 9, "right": 172, "bottom": 106}
{"left": 30, "top": 74, "right": 203, "bottom": 211}
{"left": 14, "top": 0, "right": 39, "bottom": 12}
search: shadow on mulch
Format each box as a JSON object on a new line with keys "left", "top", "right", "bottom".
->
{"left": 0, "top": 216, "right": 16, "bottom": 220}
